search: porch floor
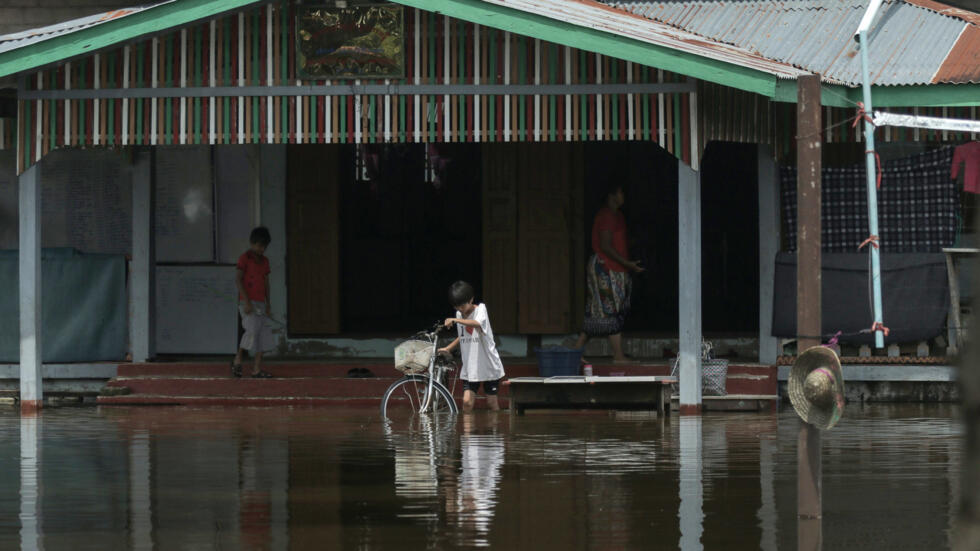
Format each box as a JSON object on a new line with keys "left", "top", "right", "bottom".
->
{"left": 96, "top": 359, "right": 779, "bottom": 409}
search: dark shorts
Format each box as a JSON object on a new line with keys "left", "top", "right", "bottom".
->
{"left": 462, "top": 379, "right": 501, "bottom": 395}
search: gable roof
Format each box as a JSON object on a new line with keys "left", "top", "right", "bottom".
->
{"left": 0, "top": 0, "right": 261, "bottom": 81}
{"left": 604, "top": 0, "right": 980, "bottom": 86}
{"left": 0, "top": 3, "right": 171, "bottom": 56}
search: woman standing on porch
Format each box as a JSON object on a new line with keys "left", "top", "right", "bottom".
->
{"left": 574, "top": 183, "right": 645, "bottom": 364}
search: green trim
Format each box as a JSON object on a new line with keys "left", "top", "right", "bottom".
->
{"left": 136, "top": 43, "right": 144, "bottom": 145}
{"left": 399, "top": 94, "right": 405, "bottom": 140}
{"left": 388, "top": 0, "right": 776, "bottom": 97}
{"left": 0, "top": 0, "right": 263, "bottom": 79}
{"left": 369, "top": 95, "right": 376, "bottom": 142}
{"left": 48, "top": 70, "right": 55, "bottom": 150}
{"left": 774, "top": 80, "right": 980, "bottom": 108}
{"left": 518, "top": 36, "right": 526, "bottom": 141}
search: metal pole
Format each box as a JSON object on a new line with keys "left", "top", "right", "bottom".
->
{"left": 857, "top": 7, "right": 886, "bottom": 349}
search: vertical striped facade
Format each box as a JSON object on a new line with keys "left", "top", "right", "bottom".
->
{"left": 12, "top": 2, "right": 699, "bottom": 172}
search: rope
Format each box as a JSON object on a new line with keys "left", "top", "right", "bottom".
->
{"left": 858, "top": 235, "right": 880, "bottom": 250}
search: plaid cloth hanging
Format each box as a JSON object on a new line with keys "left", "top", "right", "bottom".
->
{"left": 781, "top": 147, "right": 958, "bottom": 252}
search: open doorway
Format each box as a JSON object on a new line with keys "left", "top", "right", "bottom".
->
{"left": 340, "top": 144, "right": 483, "bottom": 333}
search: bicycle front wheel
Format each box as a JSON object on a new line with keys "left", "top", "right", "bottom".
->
{"left": 380, "top": 375, "right": 458, "bottom": 419}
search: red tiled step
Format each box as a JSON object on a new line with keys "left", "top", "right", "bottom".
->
{"left": 97, "top": 394, "right": 510, "bottom": 409}
{"left": 119, "top": 361, "right": 774, "bottom": 379}
{"left": 107, "top": 376, "right": 513, "bottom": 399}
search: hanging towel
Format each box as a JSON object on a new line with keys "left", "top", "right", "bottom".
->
{"left": 952, "top": 141, "right": 980, "bottom": 194}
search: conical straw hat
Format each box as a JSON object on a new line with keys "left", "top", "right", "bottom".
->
{"left": 789, "top": 346, "right": 845, "bottom": 430}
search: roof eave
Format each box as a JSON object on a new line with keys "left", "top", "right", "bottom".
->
{"left": 0, "top": 0, "right": 264, "bottom": 81}
{"left": 388, "top": 0, "right": 799, "bottom": 98}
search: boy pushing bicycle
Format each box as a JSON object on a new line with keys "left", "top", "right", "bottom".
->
{"left": 438, "top": 281, "right": 506, "bottom": 412}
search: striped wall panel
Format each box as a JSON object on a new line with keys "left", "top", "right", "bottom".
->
{"left": 698, "top": 83, "right": 979, "bottom": 162}
{"left": 12, "top": 2, "right": 697, "bottom": 172}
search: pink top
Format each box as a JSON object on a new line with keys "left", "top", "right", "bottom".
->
{"left": 952, "top": 142, "right": 980, "bottom": 194}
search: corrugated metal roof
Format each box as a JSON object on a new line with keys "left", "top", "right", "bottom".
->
{"left": 935, "top": 23, "right": 980, "bottom": 82}
{"left": 476, "top": 0, "right": 811, "bottom": 80}
{"left": 604, "top": 0, "right": 976, "bottom": 86}
{"left": 0, "top": 3, "right": 172, "bottom": 56}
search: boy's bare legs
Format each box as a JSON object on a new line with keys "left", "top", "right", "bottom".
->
{"left": 233, "top": 348, "right": 244, "bottom": 367}
{"left": 252, "top": 351, "right": 264, "bottom": 375}
{"left": 462, "top": 389, "right": 476, "bottom": 412}
{"left": 486, "top": 395, "right": 500, "bottom": 411}
{"left": 610, "top": 333, "right": 628, "bottom": 362}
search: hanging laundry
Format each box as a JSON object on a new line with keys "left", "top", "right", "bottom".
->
{"left": 952, "top": 141, "right": 980, "bottom": 194}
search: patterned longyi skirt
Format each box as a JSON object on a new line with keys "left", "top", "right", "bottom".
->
{"left": 583, "top": 254, "right": 632, "bottom": 337}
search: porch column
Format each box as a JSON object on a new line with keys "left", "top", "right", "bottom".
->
{"left": 678, "top": 160, "right": 702, "bottom": 413}
{"left": 19, "top": 164, "right": 42, "bottom": 413}
{"left": 797, "top": 74, "right": 822, "bottom": 351}
{"left": 758, "top": 145, "right": 780, "bottom": 364}
{"left": 131, "top": 149, "right": 155, "bottom": 362}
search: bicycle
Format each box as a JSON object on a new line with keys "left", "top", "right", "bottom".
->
{"left": 381, "top": 321, "right": 459, "bottom": 419}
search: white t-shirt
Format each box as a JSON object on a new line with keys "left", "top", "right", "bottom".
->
{"left": 456, "top": 303, "right": 506, "bottom": 382}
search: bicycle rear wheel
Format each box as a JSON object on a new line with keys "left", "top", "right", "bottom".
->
{"left": 380, "top": 375, "right": 458, "bottom": 419}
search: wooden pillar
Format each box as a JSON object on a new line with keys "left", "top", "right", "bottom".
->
{"left": 678, "top": 160, "right": 702, "bottom": 413}
{"left": 797, "top": 74, "right": 822, "bottom": 351}
{"left": 758, "top": 145, "right": 780, "bottom": 364}
{"left": 130, "top": 149, "right": 156, "bottom": 363}
{"left": 19, "top": 164, "right": 42, "bottom": 413}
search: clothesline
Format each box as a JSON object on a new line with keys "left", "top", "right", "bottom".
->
{"left": 872, "top": 112, "right": 980, "bottom": 134}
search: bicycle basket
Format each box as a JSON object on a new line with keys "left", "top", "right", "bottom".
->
{"left": 394, "top": 340, "right": 433, "bottom": 375}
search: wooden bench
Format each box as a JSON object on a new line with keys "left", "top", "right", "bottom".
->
{"left": 506, "top": 376, "right": 677, "bottom": 415}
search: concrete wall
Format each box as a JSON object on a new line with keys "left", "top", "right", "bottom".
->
{"left": 0, "top": 1, "right": 135, "bottom": 37}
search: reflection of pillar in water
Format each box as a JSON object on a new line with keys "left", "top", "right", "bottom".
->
{"left": 20, "top": 415, "right": 42, "bottom": 551}
{"left": 758, "top": 437, "right": 778, "bottom": 551}
{"left": 239, "top": 438, "right": 271, "bottom": 549}
{"left": 679, "top": 415, "right": 703, "bottom": 551}
{"left": 797, "top": 424, "right": 821, "bottom": 551}
{"left": 129, "top": 431, "right": 153, "bottom": 551}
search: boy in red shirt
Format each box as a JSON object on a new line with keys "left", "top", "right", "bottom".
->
{"left": 232, "top": 227, "right": 274, "bottom": 378}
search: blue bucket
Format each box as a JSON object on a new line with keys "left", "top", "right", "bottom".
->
{"left": 534, "top": 346, "right": 584, "bottom": 377}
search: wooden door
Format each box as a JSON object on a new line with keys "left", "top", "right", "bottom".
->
{"left": 286, "top": 144, "right": 346, "bottom": 335}
{"left": 481, "top": 143, "right": 519, "bottom": 333}
{"left": 517, "top": 143, "right": 581, "bottom": 333}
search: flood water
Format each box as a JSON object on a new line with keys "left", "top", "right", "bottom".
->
{"left": 0, "top": 404, "right": 960, "bottom": 550}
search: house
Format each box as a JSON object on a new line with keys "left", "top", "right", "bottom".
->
{"left": 0, "top": 0, "right": 976, "bottom": 410}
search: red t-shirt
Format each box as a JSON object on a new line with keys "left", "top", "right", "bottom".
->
{"left": 237, "top": 251, "right": 270, "bottom": 302}
{"left": 591, "top": 207, "right": 629, "bottom": 272}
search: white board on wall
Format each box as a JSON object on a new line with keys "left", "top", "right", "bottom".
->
{"left": 155, "top": 146, "right": 214, "bottom": 262}
{"left": 155, "top": 265, "right": 238, "bottom": 354}
{"left": 38, "top": 149, "right": 133, "bottom": 254}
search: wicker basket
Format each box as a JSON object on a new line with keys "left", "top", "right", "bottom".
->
{"left": 670, "top": 358, "right": 728, "bottom": 396}
{"left": 394, "top": 340, "right": 434, "bottom": 374}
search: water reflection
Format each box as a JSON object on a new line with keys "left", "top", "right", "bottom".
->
{"left": 20, "top": 415, "right": 40, "bottom": 551}
{"left": 679, "top": 416, "right": 703, "bottom": 551}
{"left": 0, "top": 405, "right": 962, "bottom": 550}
